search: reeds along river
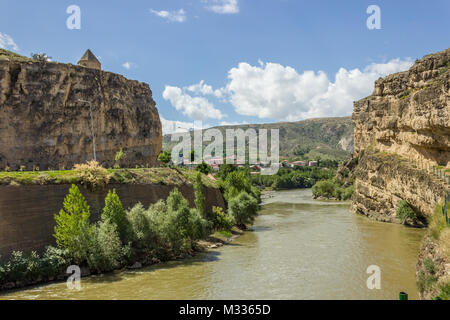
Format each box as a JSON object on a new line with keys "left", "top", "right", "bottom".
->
{"left": 0, "top": 189, "right": 425, "bottom": 300}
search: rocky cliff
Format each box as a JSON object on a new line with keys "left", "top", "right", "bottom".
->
{"left": 351, "top": 48, "right": 450, "bottom": 300}
{"left": 0, "top": 49, "right": 162, "bottom": 170}
{"left": 352, "top": 48, "right": 449, "bottom": 223}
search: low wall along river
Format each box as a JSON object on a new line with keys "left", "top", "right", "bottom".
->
{"left": 0, "top": 183, "right": 225, "bottom": 258}
{"left": 0, "top": 189, "right": 425, "bottom": 300}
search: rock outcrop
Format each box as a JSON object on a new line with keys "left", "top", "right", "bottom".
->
{"left": 351, "top": 48, "right": 450, "bottom": 300}
{"left": 353, "top": 48, "right": 449, "bottom": 167}
{"left": 352, "top": 48, "right": 449, "bottom": 223}
{"left": 0, "top": 49, "right": 162, "bottom": 170}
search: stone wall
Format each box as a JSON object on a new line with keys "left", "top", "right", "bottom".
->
{"left": 0, "top": 183, "right": 225, "bottom": 259}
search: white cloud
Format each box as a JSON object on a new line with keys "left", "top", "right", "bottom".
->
{"left": 150, "top": 9, "right": 186, "bottom": 22}
{"left": 224, "top": 58, "right": 413, "bottom": 121}
{"left": 163, "top": 85, "right": 225, "bottom": 121}
{"left": 185, "top": 80, "right": 224, "bottom": 98}
{"left": 0, "top": 32, "right": 19, "bottom": 51}
{"left": 205, "top": 0, "right": 239, "bottom": 14}
{"left": 122, "top": 62, "right": 133, "bottom": 70}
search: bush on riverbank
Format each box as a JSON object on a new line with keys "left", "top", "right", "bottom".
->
{"left": 251, "top": 167, "right": 334, "bottom": 190}
{"left": 396, "top": 200, "right": 419, "bottom": 225}
{"left": 0, "top": 183, "right": 220, "bottom": 290}
{"left": 312, "top": 179, "right": 354, "bottom": 200}
{"left": 228, "top": 191, "right": 259, "bottom": 228}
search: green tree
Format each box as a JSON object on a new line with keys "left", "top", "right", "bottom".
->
{"left": 87, "top": 220, "right": 125, "bottom": 273}
{"left": 196, "top": 162, "right": 212, "bottom": 175}
{"left": 53, "top": 185, "right": 94, "bottom": 263}
{"left": 228, "top": 191, "right": 259, "bottom": 228}
{"left": 102, "top": 189, "right": 128, "bottom": 242}
{"left": 194, "top": 173, "right": 206, "bottom": 219}
{"left": 158, "top": 150, "right": 172, "bottom": 166}
{"left": 217, "top": 163, "right": 237, "bottom": 180}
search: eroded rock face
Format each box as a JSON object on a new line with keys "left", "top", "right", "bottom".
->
{"left": 351, "top": 48, "right": 449, "bottom": 224}
{"left": 0, "top": 55, "right": 162, "bottom": 170}
{"left": 353, "top": 48, "right": 450, "bottom": 167}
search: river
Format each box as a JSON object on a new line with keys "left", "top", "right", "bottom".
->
{"left": 0, "top": 189, "right": 425, "bottom": 300}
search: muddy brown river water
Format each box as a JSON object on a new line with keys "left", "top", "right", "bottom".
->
{"left": 0, "top": 189, "right": 425, "bottom": 300}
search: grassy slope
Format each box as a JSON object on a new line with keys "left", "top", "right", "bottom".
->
{"left": 163, "top": 117, "right": 354, "bottom": 161}
{"left": 0, "top": 167, "right": 218, "bottom": 188}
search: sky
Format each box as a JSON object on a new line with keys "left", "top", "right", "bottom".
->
{"left": 1, "top": 0, "right": 449, "bottom": 134}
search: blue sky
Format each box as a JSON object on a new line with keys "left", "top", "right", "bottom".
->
{"left": 1, "top": 0, "right": 449, "bottom": 133}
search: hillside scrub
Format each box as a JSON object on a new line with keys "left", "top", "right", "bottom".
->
{"left": 417, "top": 202, "right": 450, "bottom": 300}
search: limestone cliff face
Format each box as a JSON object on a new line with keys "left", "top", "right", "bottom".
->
{"left": 0, "top": 51, "right": 162, "bottom": 170}
{"left": 353, "top": 48, "right": 449, "bottom": 167}
{"left": 352, "top": 48, "right": 450, "bottom": 223}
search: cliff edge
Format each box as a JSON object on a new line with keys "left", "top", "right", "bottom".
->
{"left": 0, "top": 49, "right": 162, "bottom": 170}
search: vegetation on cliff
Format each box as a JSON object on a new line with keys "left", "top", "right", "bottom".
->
{"left": 417, "top": 201, "right": 450, "bottom": 300}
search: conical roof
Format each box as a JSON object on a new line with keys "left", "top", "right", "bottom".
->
{"left": 78, "top": 49, "right": 100, "bottom": 64}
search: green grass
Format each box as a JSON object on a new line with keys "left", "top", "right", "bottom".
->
{"left": 0, "top": 167, "right": 218, "bottom": 188}
{"left": 213, "top": 230, "right": 233, "bottom": 238}
{"left": 0, "top": 49, "right": 32, "bottom": 62}
{"left": 429, "top": 203, "right": 448, "bottom": 240}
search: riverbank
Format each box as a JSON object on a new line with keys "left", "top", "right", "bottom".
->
{"left": 0, "top": 226, "right": 244, "bottom": 293}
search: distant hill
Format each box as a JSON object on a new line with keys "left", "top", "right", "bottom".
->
{"left": 163, "top": 117, "right": 354, "bottom": 161}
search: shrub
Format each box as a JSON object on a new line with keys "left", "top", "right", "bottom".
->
{"left": 54, "top": 185, "right": 94, "bottom": 264}
{"left": 194, "top": 173, "right": 206, "bottom": 219}
{"left": 228, "top": 191, "right": 259, "bottom": 227}
{"left": 114, "top": 149, "right": 126, "bottom": 168}
{"left": 74, "top": 160, "right": 110, "bottom": 191}
{"left": 438, "top": 283, "right": 450, "bottom": 300}
{"left": 341, "top": 185, "right": 354, "bottom": 200}
{"left": 212, "top": 206, "right": 235, "bottom": 231}
{"left": 126, "top": 203, "right": 154, "bottom": 248}
{"left": 417, "top": 270, "right": 438, "bottom": 294}
{"left": 396, "top": 200, "right": 418, "bottom": 224}
{"left": 40, "top": 246, "right": 70, "bottom": 278}
{"left": 7, "top": 251, "right": 40, "bottom": 283}
{"left": 196, "top": 162, "right": 212, "bottom": 175}
{"left": 161, "top": 189, "right": 209, "bottom": 252}
{"left": 429, "top": 204, "right": 447, "bottom": 240}
{"left": 312, "top": 179, "right": 335, "bottom": 198}
{"left": 158, "top": 150, "right": 172, "bottom": 166}
{"left": 102, "top": 189, "right": 128, "bottom": 242}
{"left": 87, "top": 220, "right": 125, "bottom": 273}
{"left": 424, "top": 258, "right": 436, "bottom": 275}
